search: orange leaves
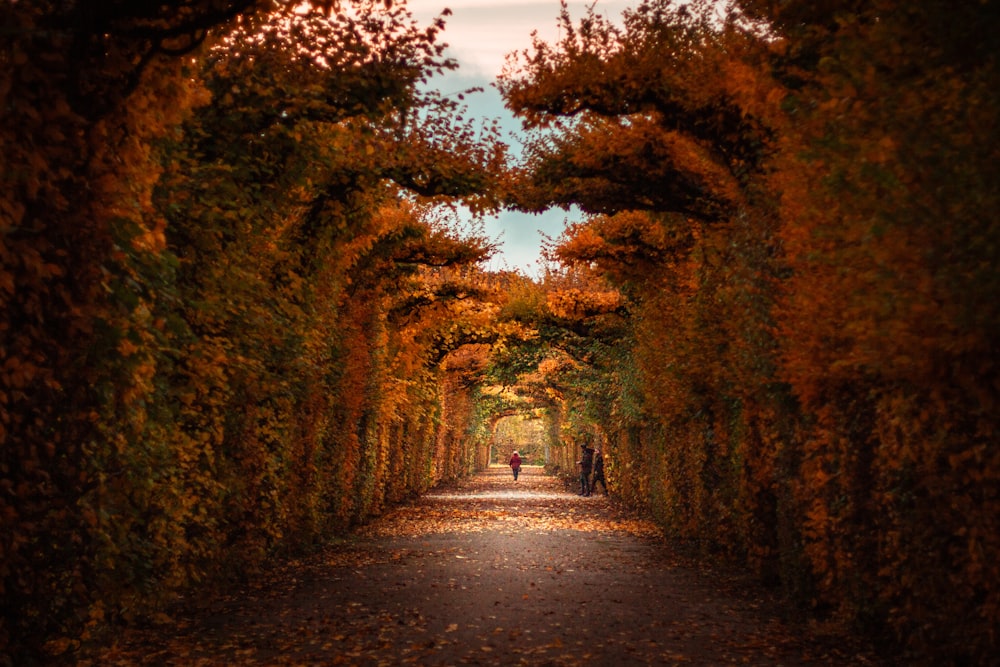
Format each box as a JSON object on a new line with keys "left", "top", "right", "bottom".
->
{"left": 546, "top": 287, "right": 622, "bottom": 320}
{"left": 556, "top": 211, "right": 698, "bottom": 285}
{"left": 764, "top": 3, "right": 1000, "bottom": 652}
{"left": 503, "top": 1, "right": 771, "bottom": 222}
{"left": 1, "top": 2, "right": 510, "bottom": 662}
{"left": 501, "top": 1, "right": 1000, "bottom": 662}
{"left": 1, "top": 355, "right": 41, "bottom": 391}
{"left": 513, "top": 112, "right": 745, "bottom": 220}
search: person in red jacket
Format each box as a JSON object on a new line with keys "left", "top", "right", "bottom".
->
{"left": 508, "top": 450, "right": 522, "bottom": 480}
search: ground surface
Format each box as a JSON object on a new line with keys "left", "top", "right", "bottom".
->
{"left": 93, "top": 466, "right": 883, "bottom": 666}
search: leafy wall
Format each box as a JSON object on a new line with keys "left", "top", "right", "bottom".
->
{"left": 0, "top": 2, "right": 500, "bottom": 662}
{"left": 498, "top": 1, "right": 999, "bottom": 663}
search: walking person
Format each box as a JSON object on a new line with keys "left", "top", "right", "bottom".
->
{"left": 578, "top": 442, "right": 595, "bottom": 496}
{"left": 589, "top": 446, "right": 608, "bottom": 495}
{"left": 508, "top": 450, "right": 522, "bottom": 481}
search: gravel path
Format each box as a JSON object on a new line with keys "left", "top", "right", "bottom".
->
{"left": 93, "top": 466, "right": 882, "bottom": 666}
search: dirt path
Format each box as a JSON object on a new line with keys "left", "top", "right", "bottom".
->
{"left": 94, "top": 466, "right": 882, "bottom": 666}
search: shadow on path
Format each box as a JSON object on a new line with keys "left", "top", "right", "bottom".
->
{"left": 94, "top": 466, "right": 881, "bottom": 666}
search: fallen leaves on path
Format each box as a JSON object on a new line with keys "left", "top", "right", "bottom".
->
{"left": 87, "top": 466, "right": 882, "bottom": 666}
{"left": 357, "top": 467, "right": 661, "bottom": 540}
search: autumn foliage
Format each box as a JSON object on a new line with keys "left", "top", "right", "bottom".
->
{"left": 2, "top": 0, "right": 998, "bottom": 664}
{"left": 498, "top": 0, "right": 998, "bottom": 662}
{"left": 1, "top": 1, "right": 506, "bottom": 662}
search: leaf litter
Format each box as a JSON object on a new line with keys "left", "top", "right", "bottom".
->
{"left": 90, "top": 466, "right": 883, "bottom": 666}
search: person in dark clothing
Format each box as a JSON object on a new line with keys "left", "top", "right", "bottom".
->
{"left": 578, "top": 443, "right": 595, "bottom": 496}
{"left": 508, "top": 450, "right": 522, "bottom": 480}
{"left": 589, "top": 447, "right": 608, "bottom": 495}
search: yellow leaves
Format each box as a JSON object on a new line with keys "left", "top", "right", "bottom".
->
{"left": 547, "top": 287, "right": 622, "bottom": 323}
{"left": 359, "top": 469, "right": 661, "bottom": 539}
{"left": 537, "top": 356, "right": 574, "bottom": 377}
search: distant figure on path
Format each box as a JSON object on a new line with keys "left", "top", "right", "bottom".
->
{"left": 578, "top": 442, "right": 595, "bottom": 496}
{"left": 590, "top": 447, "right": 608, "bottom": 495}
{"left": 508, "top": 450, "right": 522, "bottom": 480}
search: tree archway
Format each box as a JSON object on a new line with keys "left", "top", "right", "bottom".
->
{"left": 489, "top": 412, "right": 550, "bottom": 465}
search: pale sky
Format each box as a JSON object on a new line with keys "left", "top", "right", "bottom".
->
{"left": 407, "top": 0, "right": 632, "bottom": 77}
{"left": 405, "top": 0, "right": 634, "bottom": 275}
